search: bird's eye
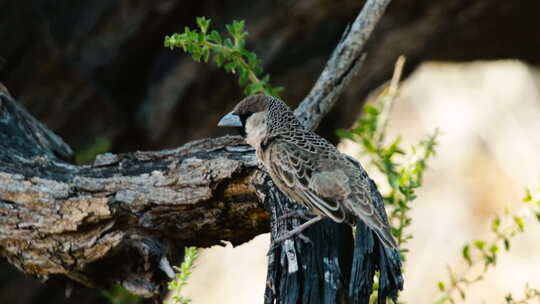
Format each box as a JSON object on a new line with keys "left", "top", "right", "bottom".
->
{"left": 238, "top": 112, "right": 254, "bottom": 126}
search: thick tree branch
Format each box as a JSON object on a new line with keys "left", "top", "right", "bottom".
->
{"left": 0, "top": 0, "right": 391, "bottom": 301}
{"left": 1, "top": 90, "right": 269, "bottom": 294}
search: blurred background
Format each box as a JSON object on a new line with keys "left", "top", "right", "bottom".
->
{"left": 1, "top": 1, "right": 540, "bottom": 303}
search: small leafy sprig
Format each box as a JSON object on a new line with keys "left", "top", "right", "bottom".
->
{"left": 168, "top": 247, "right": 199, "bottom": 304}
{"left": 435, "top": 185, "right": 540, "bottom": 303}
{"left": 164, "top": 17, "right": 282, "bottom": 97}
{"left": 338, "top": 56, "right": 439, "bottom": 256}
{"left": 505, "top": 284, "right": 540, "bottom": 304}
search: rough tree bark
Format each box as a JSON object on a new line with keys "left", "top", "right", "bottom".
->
{"left": 0, "top": 91, "right": 268, "bottom": 294}
{"left": 0, "top": 0, "right": 392, "bottom": 302}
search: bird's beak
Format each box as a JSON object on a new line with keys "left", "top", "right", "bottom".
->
{"left": 218, "top": 111, "right": 242, "bottom": 127}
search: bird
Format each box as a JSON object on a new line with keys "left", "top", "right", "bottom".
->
{"left": 218, "top": 94, "right": 403, "bottom": 302}
{"left": 218, "top": 94, "right": 397, "bottom": 247}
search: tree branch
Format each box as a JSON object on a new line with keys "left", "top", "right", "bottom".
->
{"left": 0, "top": 0, "right": 392, "bottom": 301}
{"left": 295, "top": 0, "right": 392, "bottom": 130}
{"left": 1, "top": 90, "right": 268, "bottom": 294}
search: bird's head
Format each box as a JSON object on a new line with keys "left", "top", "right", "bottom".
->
{"left": 217, "top": 94, "right": 270, "bottom": 135}
{"left": 218, "top": 95, "right": 302, "bottom": 147}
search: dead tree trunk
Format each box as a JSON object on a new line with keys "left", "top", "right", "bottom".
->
{"left": 0, "top": 0, "right": 392, "bottom": 302}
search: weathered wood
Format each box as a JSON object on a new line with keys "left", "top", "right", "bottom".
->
{"left": 294, "top": 0, "right": 391, "bottom": 130}
{"left": 0, "top": 0, "right": 397, "bottom": 300}
{"left": 6, "top": 0, "right": 535, "bottom": 302}
{"left": 0, "top": 89, "right": 270, "bottom": 295}
{"left": 0, "top": 84, "right": 356, "bottom": 301}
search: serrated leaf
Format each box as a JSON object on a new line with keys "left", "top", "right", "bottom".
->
{"left": 208, "top": 30, "right": 221, "bottom": 43}
{"left": 196, "top": 16, "right": 211, "bottom": 33}
{"left": 225, "top": 24, "right": 233, "bottom": 35}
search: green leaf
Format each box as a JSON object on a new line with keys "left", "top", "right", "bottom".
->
{"left": 208, "top": 30, "right": 221, "bottom": 43}
{"left": 196, "top": 16, "right": 211, "bottom": 34}
{"left": 462, "top": 244, "right": 472, "bottom": 266}
{"left": 224, "top": 62, "right": 237, "bottom": 73}
{"left": 491, "top": 215, "right": 501, "bottom": 232}
{"left": 474, "top": 240, "right": 486, "bottom": 250}
{"left": 523, "top": 188, "right": 532, "bottom": 202}
{"left": 514, "top": 216, "right": 525, "bottom": 231}
{"left": 460, "top": 289, "right": 466, "bottom": 300}
{"left": 485, "top": 254, "right": 496, "bottom": 266}
{"left": 225, "top": 23, "right": 235, "bottom": 37}
{"left": 224, "top": 38, "right": 233, "bottom": 48}
{"left": 504, "top": 238, "right": 510, "bottom": 251}
{"left": 364, "top": 104, "right": 379, "bottom": 116}
{"left": 336, "top": 128, "right": 354, "bottom": 140}
{"left": 489, "top": 244, "right": 499, "bottom": 254}
{"left": 214, "top": 53, "right": 224, "bottom": 67}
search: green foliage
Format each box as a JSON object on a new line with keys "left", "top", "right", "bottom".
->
{"left": 102, "top": 285, "right": 142, "bottom": 304}
{"left": 338, "top": 61, "right": 439, "bottom": 257}
{"left": 164, "top": 15, "right": 540, "bottom": 303}
{"left": 505, "top": 284, "right": 540, "bottom": 304}
{"left": 167, "top": 247, "right": 199, "bottom": 304}
{"left": 338, "top": 57, "right": 438, "bottom": 304}
{"left": 435, "top": 185, "right": 540, "bottom": 303}
{"left": 338, "top": 57, "right": 540, "bottom": 304}
{"left": 164, "top": 17, "right": 282, "bottom": 97}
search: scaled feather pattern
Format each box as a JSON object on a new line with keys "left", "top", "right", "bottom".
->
{"left": 219, "top": 95, "right": 404, "bottom": 302}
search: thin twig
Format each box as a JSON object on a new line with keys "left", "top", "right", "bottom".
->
{"left": 374, "top": 55, "right": 406, "bottom": 145}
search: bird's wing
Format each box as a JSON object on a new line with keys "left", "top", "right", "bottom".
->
{"left": 266, "top": 139, "right": 349, "bottom": 223}
{"left": 266, "top": 137, "right": 397, "bottom": 248}
{"left": 343, "top": 155, "right": 398, "bottom": 249}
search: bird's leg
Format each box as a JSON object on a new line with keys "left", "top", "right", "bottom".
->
{"left": 268, "top": 211, "right": 322, "bottom": 254}
{"left": 277, "top": 209, "right": 315, "bottom": 221}
{"left": 272, "top": 215, "right": 324, "bottom": 244}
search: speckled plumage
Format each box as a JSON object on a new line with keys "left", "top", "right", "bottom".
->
{"left": 220, "top": 94, "right": 403, "bottom": 302}
{"left": 228, "top": 94, "right": 397, "bottom": 249}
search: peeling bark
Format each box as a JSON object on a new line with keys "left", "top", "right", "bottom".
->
{"left": 1, "top": 88, "right": 270, "bottom": 295}
{"left": 1, "top": 0, "right": 396, "bottom": 300}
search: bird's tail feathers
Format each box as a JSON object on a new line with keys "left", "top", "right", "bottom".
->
{"left": 373, "top": 224, "right": 398, "bottom": 250}
{"left": 349, "top": 219, "right": 403, "bottom": 304}
{"left": 359, "top": 213, "right": 398, "bottom": 250}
